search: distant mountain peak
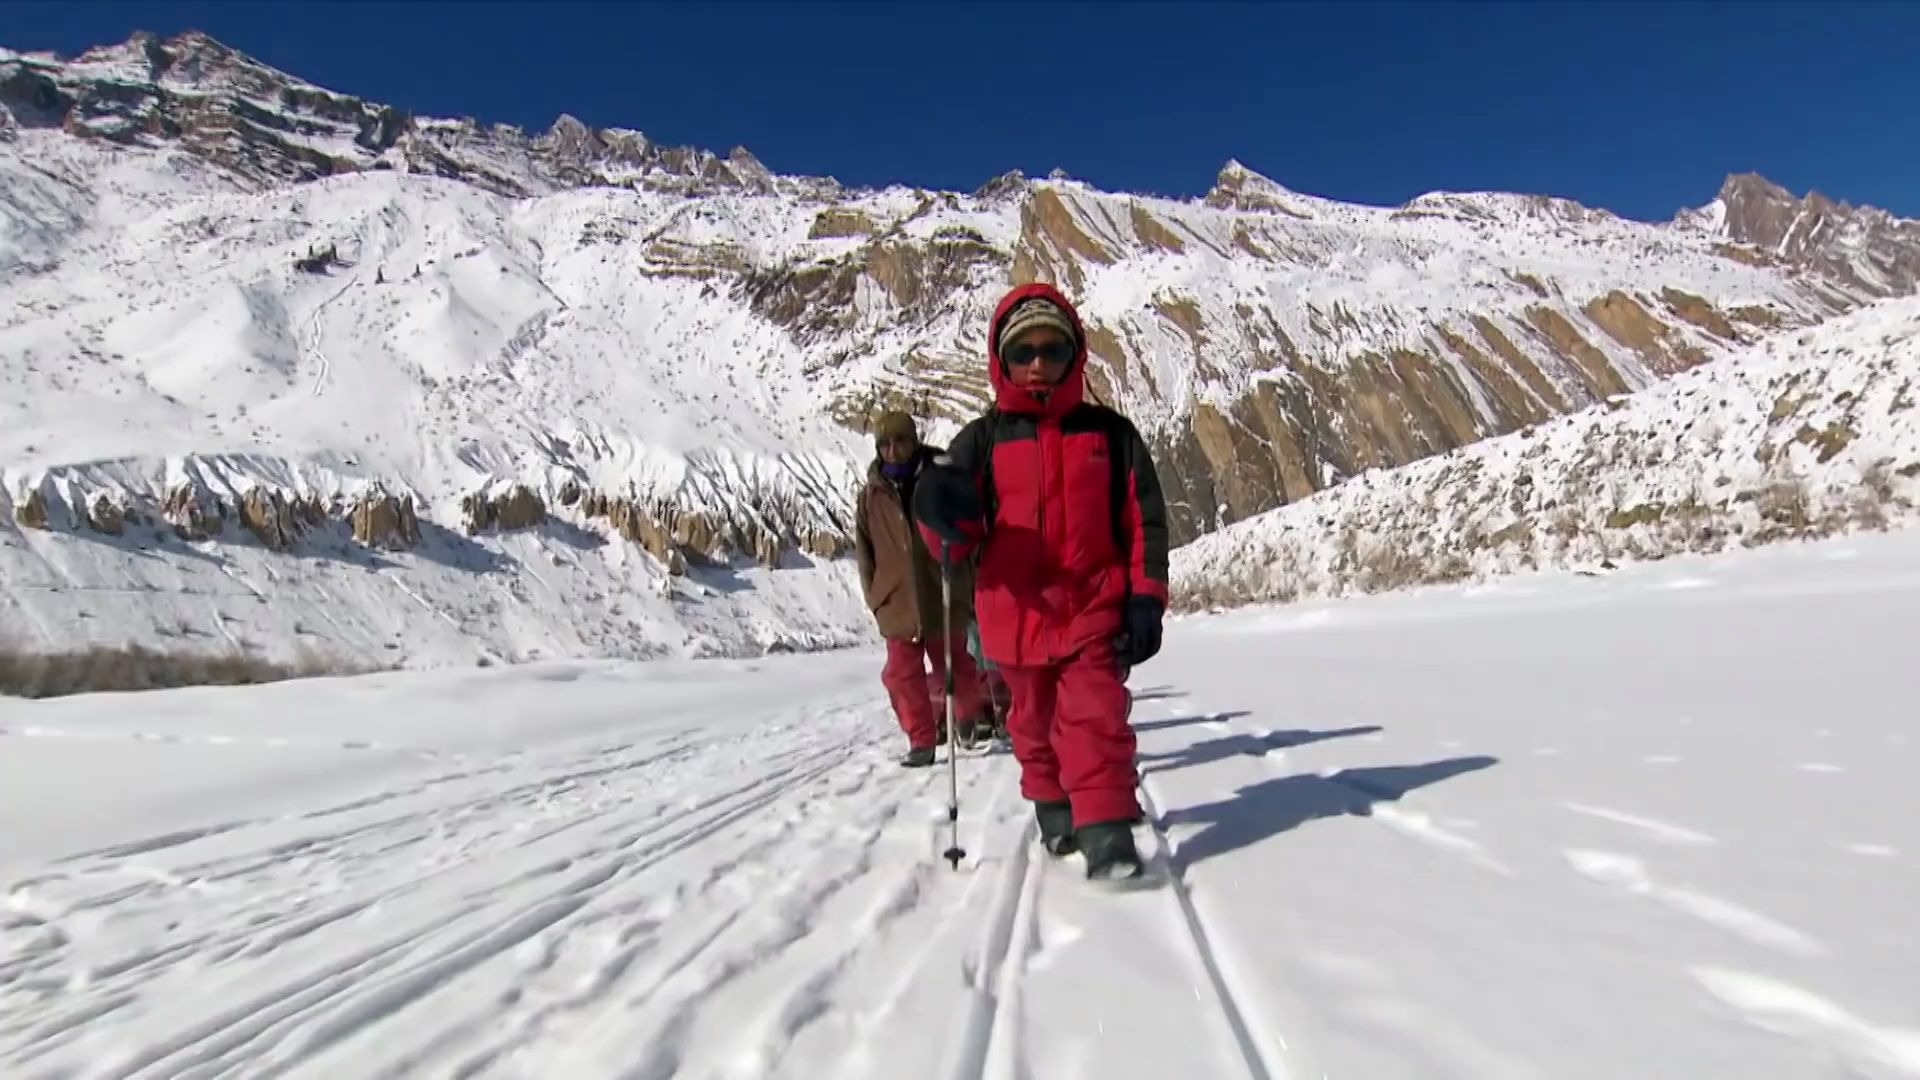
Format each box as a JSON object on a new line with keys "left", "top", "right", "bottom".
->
{"left": 972, "top": 168, "right": 1028, "bottom": 200}
{"left": 1205, "top": 158, "right": 1320, "bottom": 217}
{"left": 1690, "top": 171, "right": 1920, "bottom": 294}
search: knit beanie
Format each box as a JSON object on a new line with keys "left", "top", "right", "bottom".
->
{"left": 874, "top": 410, "right": 918, "bottom": 443}
{"left": 995, "top": 296, "right": 1079, "bottom": 355}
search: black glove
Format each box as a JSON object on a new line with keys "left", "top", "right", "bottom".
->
{"left": 1117, "top": 596, "right": 1164, "bottom": 666}
{"left": 912, "top": 463, "right": 984, "bottom": 548}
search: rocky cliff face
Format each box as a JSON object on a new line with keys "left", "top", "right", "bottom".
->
{"left": 1674, "top": 172, "right": 1920, "bottom": 297}
{"left": 4, "top": 29, "right": 1919, "bottom": 666}
{"left": 751, "top": 165, "right": 1914, "bottom": 542}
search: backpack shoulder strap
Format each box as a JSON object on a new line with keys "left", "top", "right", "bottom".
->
{"left": 1104, "top": 407, "right": 1132, "bottom": 561}
{"left": 978, "top": 405, "right": 1000, "bottom": 525}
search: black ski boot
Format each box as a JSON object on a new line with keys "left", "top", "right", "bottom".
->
{"left": 1076, "top": 821, "right": 1145, "bottom": 881}
{"left": 899, "top": 745, "right": 935, "bottom": 768}
{"left": 1034, "top": 800, "right": 1077, "bottom": 856}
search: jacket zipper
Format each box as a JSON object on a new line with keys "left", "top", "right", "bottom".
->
{"left": 1037, "top": 424, "right": 1051, "bottom": 661}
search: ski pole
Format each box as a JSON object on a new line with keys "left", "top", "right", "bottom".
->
{"left": 940, "top": 539, "right": 966, "bottom": 870}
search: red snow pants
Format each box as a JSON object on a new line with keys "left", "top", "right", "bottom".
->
{"left": 882, "top": 636, "right": 983, "bottom": 748}
{"left": 999, "top": 639, "right": 1141, "bottom": 826}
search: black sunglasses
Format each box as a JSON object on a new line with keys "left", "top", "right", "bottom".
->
{"left": 1003, "top": 339, "right": 1075, "bottom": 367}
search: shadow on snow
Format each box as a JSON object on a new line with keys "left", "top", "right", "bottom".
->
{"left": 1158, "top": 755, "right": 1501, "bottom": 868}
{"left": 1130, "top": 710, "right": 1253, "bottom": 735}
{"left": 1139, "top": 724, "right": 1384, "bottom": 774}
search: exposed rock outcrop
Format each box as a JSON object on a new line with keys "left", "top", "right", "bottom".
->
{"left": 85, "top": 493, "right": 125, "bottom": 535}
{"left": 1693, "top": 173, "right": 1920, "bottom": 296}
{"left": 463, "top": 484, "right": 547, "bottom": 534}
{"left": 163, "top": 482, "right": 223, "bottom": 540}
{"left": 808, "top": 208, "right": 878, "bottom": 239}
{"left": 14, "top": 489, "right": 50, "bottom": 530}
{"left": 350, "top": 487, "right": 420, "bottom": 549}
{"left": 239, "top": 488, "right": 297, "bottom": 551}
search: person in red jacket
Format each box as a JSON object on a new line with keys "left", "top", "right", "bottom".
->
{"left": 913, "top": 282, "right": 1169, "bottom": 881}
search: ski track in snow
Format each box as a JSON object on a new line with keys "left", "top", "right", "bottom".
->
{"left": 5, "top": 532, "right": 1920, "bottom": 1077}
{"left": 1137, "top": 778, "right": 1287, "bottom": 1080}
{"left": 3, "top": 705, "right": 927, "bottom": 1078}
{"left": 0, "top": 694, "right": 1286, "bottom": 1080}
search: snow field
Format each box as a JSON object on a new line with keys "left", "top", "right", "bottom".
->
{"left": 4, "top": 528, "right": 1919, "bottom": 1077}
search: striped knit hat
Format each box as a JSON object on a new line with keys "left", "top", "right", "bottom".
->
{"left": 995, "top": 296, "right": 1079, "bottom": 354}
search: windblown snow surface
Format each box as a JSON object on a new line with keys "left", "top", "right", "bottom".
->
{"left": 5, "top": 528, "right": 1919, "bottom": 1079}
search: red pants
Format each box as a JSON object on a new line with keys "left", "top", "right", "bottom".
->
{"left": 999, "top": 640, "right": 1140, "bottom": 826}
{"left": 883, "top": 637, "right": 983, "bottom": 748}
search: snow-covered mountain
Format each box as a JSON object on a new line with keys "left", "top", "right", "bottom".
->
{"left": 4, "top": 30, "right": 1919, "bottom": 668}
{"left": 1172, "top": 294, "right": 1920, "bottom": 610}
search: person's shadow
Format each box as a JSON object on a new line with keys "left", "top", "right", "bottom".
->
{"left": 1131, "top": 711, "right": 1252, "bottom": 735}
{"left": 1139, "top": 724, "right": 1384, "bottom": 774}
{"left": 1161, "top": 755, "right": 1500, "bottom": 868}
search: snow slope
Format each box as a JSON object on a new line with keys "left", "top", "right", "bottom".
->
{"left": 5, "top": 529, "right": 1919, "bottom": 1078}
{"left": 1173, "top": 293, "right": 1920, "bottom": 609}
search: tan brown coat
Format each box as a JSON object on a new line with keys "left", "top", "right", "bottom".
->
{"left": 854, "top": 450, "right": 974, "bottom": 641}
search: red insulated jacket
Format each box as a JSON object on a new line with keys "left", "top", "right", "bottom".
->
{"left": 919, "top": 283, "right": 1170, "bottom": 669}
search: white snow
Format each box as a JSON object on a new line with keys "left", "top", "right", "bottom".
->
{"left": 4, "top": 528, "right": 1919, "bottom": 1077}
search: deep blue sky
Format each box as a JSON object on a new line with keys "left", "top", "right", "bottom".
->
{"left": 7, "top": 1, "right": 1917, "bottom": 221}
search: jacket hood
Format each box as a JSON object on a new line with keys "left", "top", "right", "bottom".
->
{"left": 988, "top": 282, "right": 1088, "bottom": 419}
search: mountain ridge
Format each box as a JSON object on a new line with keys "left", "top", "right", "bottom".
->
{"left": 4, "top": 29, "right": 1918, "bottom": 669}
{"left": 8, "top": 30, "right": 1908, "bottom": 228}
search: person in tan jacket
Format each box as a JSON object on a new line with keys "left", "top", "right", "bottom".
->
{"left": 854, "top": 411, "right": 987, "bottom": 766}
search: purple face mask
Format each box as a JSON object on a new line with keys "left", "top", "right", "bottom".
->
{"left": 881, "top": 460, "right": 916, "bottom": 482}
